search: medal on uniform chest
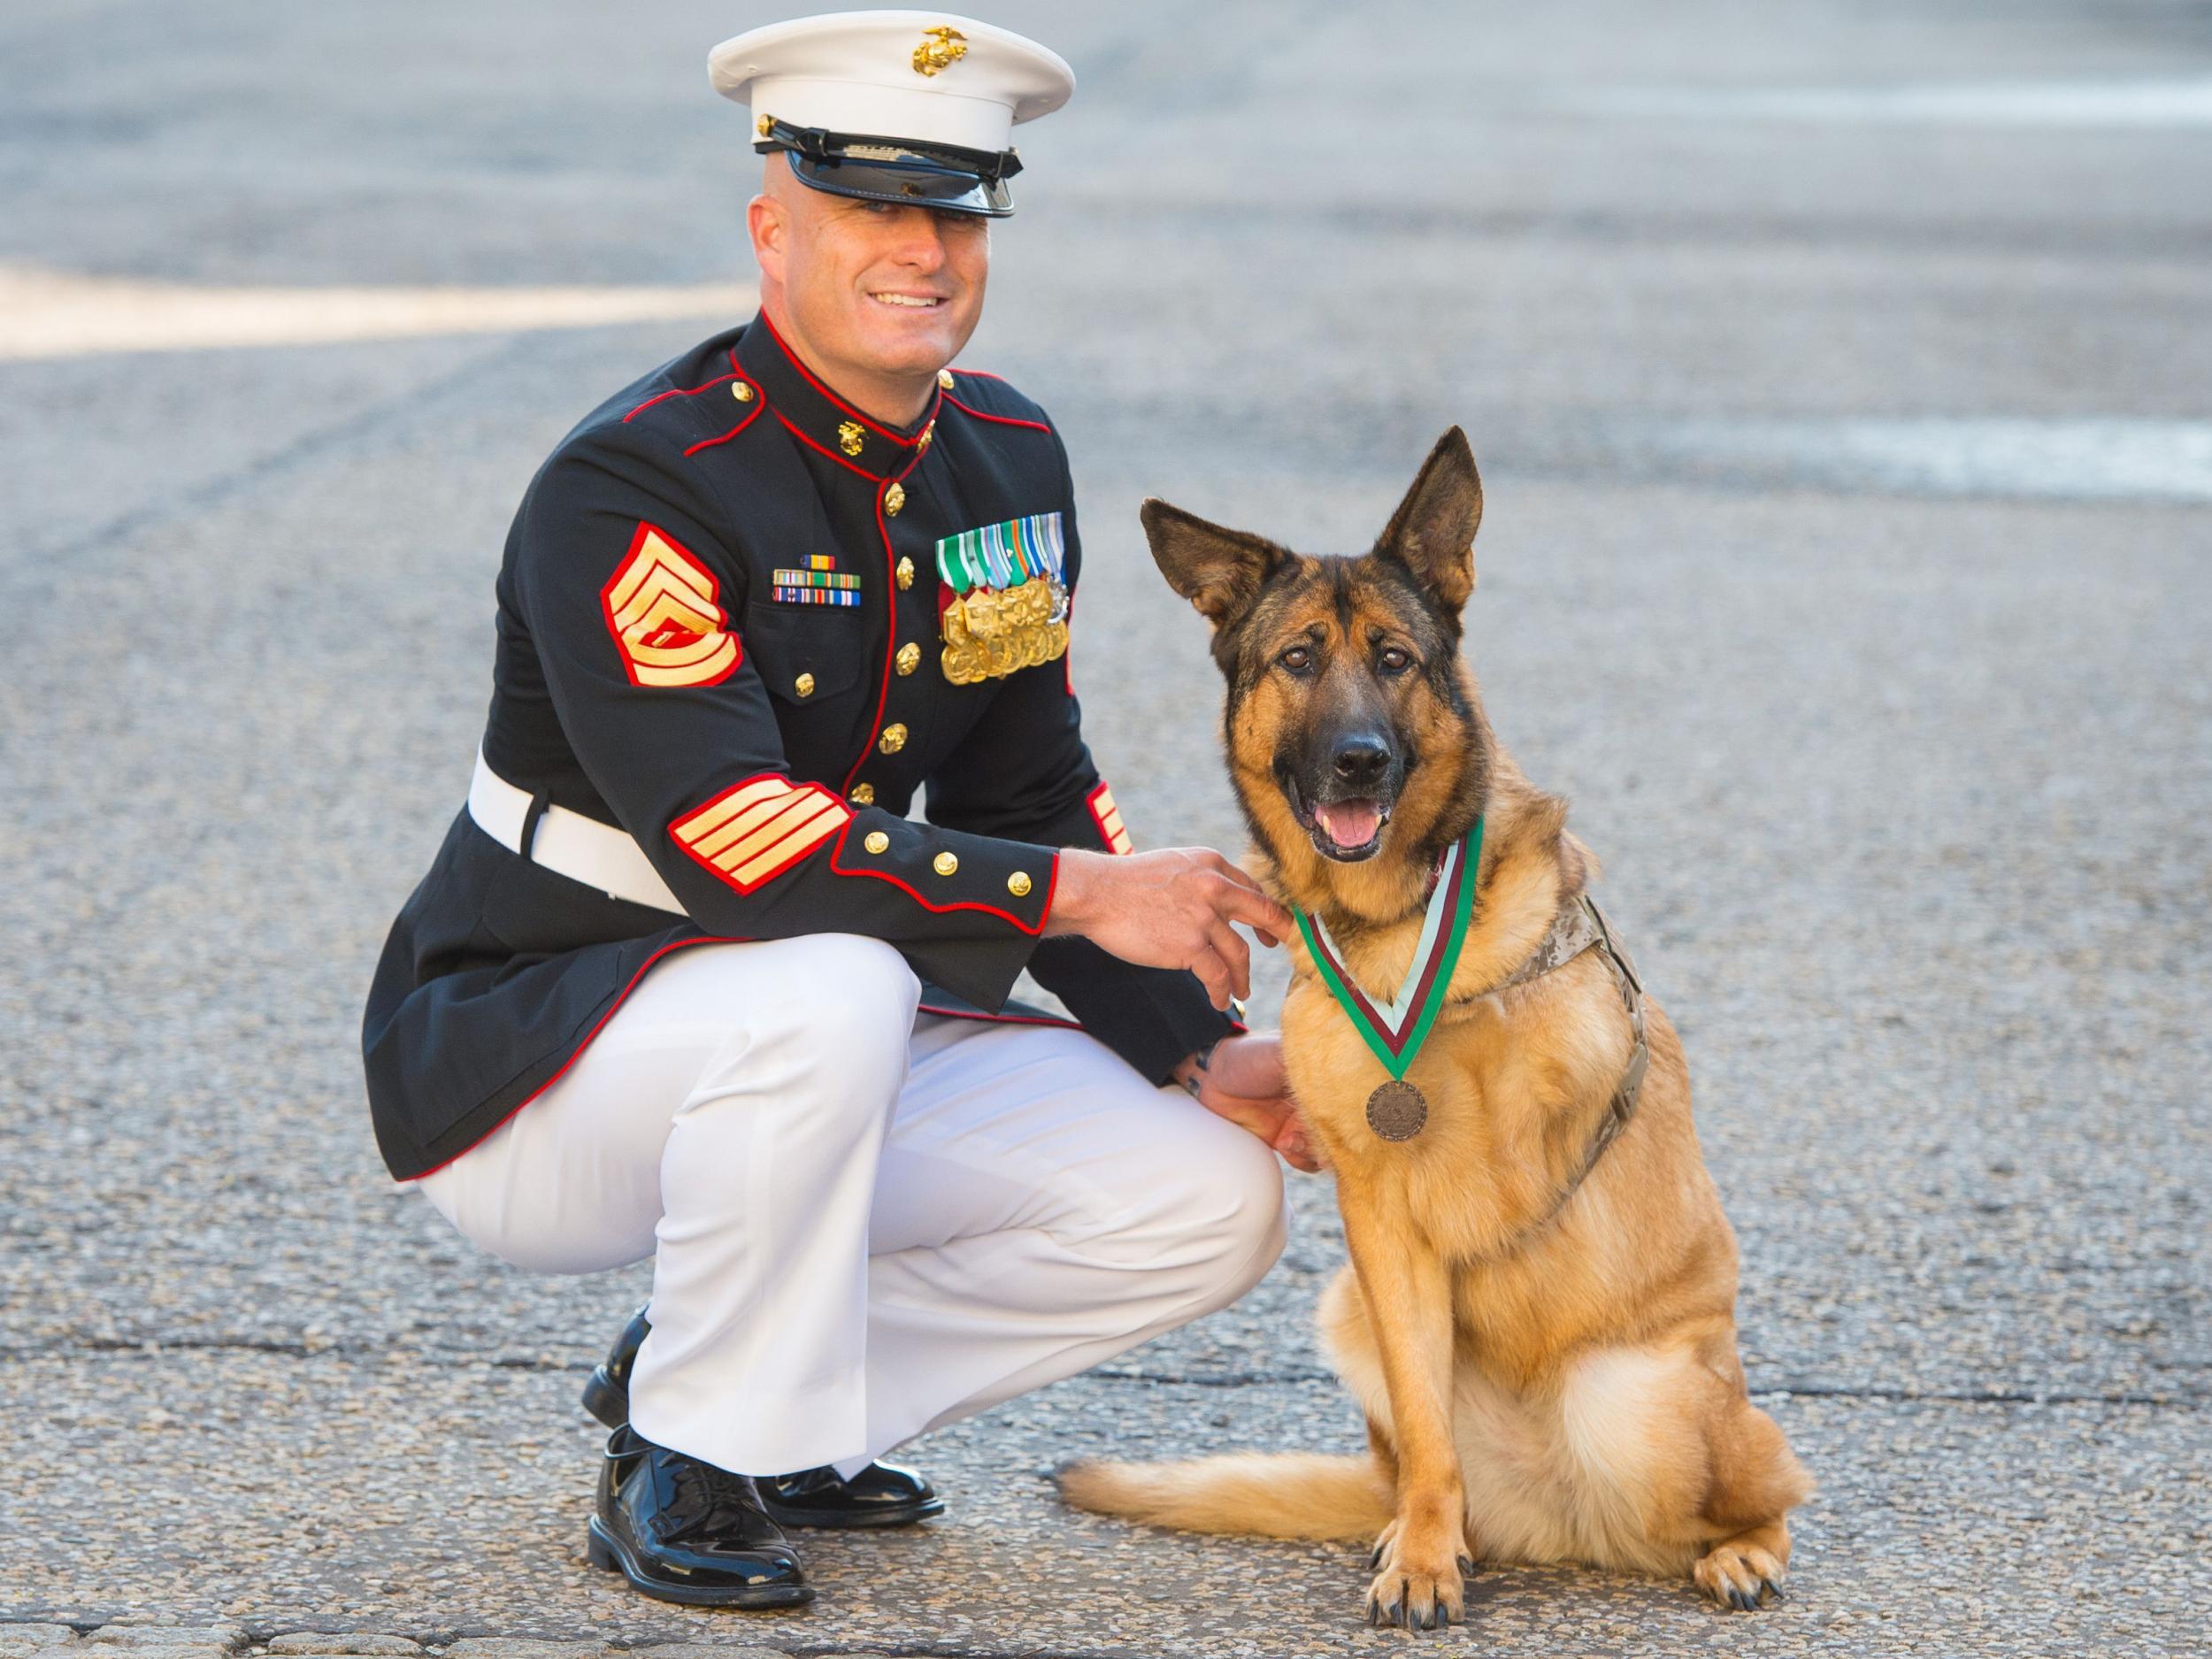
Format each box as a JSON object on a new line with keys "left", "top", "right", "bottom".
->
{"left": 934, "top": 512, "right": 1070, "bottom": 684}
{"left": 1293, "top": 820, "right": 1483, "bottom": 1142}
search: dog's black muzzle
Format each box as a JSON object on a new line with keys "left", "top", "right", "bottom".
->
{"left": 1279, "top": 726, "right": 1405, "bottom": 863}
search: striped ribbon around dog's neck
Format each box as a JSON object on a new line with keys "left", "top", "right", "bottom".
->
{"left": 1292, "top": 819, "right": 1483, "bottom": 1079}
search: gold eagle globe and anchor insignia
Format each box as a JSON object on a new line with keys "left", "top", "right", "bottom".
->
{"left": 935, "top": 513, "right": 1070, "bottom": 685}
{"left": 911, "top": 26, "right": 969, "bottom": 76}
{"left": 837, "top": 420, "right": 866, "bottom": 457}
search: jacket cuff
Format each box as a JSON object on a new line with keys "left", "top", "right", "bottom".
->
{"left": 830, "top": 813, "right": 1057, "bottom": 935}
{"left": 1025, "top": 938, "right": 1240, "bottom": 1084}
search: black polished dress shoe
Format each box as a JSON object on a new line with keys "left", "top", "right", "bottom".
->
{"left": 580, "top": 1306, "right": 652, "bottom": 1430}
{"left": 583, "top": 1307, "right": 945, "bottom": 1529}
{"left": 757, "top": 1457, "right": 945, "bottom": 1529}
{"left": 586, "top": 1425, "right": 812, "bottom": 1609}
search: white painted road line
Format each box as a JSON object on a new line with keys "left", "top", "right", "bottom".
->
{"left": 0, "top": 265, "right": 758, "bottom": 361}
{"left": 1547, "top": 76, "right": 2212, "bottom": 128}
{"left": 1601, "top": 416, "right": 2212, "bottom": 503}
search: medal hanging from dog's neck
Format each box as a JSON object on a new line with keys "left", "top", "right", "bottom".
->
{"left": 1292, "top": 819, "right": 1483, "bottom": 1141}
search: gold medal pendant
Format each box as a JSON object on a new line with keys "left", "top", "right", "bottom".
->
{"left": 1365, "top": 1080, "right": 1428, "bottom": 1141}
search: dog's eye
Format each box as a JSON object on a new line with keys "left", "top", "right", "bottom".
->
{"left": 1279, "top": 646, "right": 1313, "bottom": 672}
{"left": 1379, "top": 646, "right": 1413, "bottom": 674}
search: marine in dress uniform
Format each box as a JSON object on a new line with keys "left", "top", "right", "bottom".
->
{"left": 359, "top": 11, "right": 1288, "bottom": 1610}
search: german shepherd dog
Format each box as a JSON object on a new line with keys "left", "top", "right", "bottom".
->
{"left": 1059, "top": 431, "right": 1809, "bottom": 1628}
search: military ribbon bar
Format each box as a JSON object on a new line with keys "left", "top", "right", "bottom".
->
{"left": 935, "top": 511, "right": 1065, "bottom": 595}
{"left": 1293, "top": 820, "right": 1484, "bottom": 1079}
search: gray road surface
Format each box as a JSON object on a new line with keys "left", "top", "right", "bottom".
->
{"left": 3, "top": 3, "right": 2207, "bottom": 1655}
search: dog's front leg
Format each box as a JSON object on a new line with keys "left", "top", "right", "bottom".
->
{"left": 1338, "top": 1177, "right": 1465, "bottom": 1629}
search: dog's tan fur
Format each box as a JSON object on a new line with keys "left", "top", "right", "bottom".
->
{"left": 1059, "top": 430, "right": 1809, "bottom": 1627}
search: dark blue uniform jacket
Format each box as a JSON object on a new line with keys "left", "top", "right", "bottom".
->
{"left": 362, "top": 313, "right": 1232, "bottom": 1181}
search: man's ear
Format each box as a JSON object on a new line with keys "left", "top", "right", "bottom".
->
{"left": 747, "top": 194, "right": 786, "bottom": 286}
{"left": 1376, "top": 426, "right": 1482, "bottom": 616}
{"left": 1140, "top": 499, "right": 1286, "bottom": 627}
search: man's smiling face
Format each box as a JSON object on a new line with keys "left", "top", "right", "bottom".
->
{"left": 751, "top": 153, "right": 990, "bottom": 404}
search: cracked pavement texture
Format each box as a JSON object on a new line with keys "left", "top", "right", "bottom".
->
{"left": 2, "top": 1, "right": 2207, "bottom": 1655}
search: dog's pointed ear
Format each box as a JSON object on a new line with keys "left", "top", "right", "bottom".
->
{"left": 1141, "top": 498, "right": 1286, "bottom": 627}
{"left": 1377, "top": 427, "right": 1482, "bottom": 616}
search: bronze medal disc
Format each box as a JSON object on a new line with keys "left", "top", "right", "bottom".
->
{"left": 1366, "top": 1079, "right": 1428, "bottom": 1141}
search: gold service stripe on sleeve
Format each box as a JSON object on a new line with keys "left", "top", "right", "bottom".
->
{"left": 726, "top": 798, "right": 849, "bottom": 887}
{"left": 671, "top": 779, "right": 853, "bottom": 894}
{"left": 673, "top": 776, "right": 794, "bottom": 846}
{"left": 699, "top": 792, "right": 833, "bottom": 867}
{"left": 690, "top": 788, "right": 818, "bottom": 862}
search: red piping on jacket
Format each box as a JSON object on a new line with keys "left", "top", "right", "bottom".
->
{"left": 400, "top": 933, "right": 1092, "bottom": 1184}
{"left": 918, "top": 1000, "right": 1078, "bottom": 1029}
{"left": 757, "top": 309, "right": 927, "bottom": 448}
{"left": 682, "top": 385, "right": 764, "bottom": 456}
{"left": 826, "top": 816, "right": 1057, "bottom": 934}
{"left": 405, "top": 934, "right": 748, "bottom": 1181}
{"left": 1037, "top": 849, "right": 1063, "bottom": 933}
{"left": 834, "top": 433, "right": 933, "bottom": 795}
{"left": 941, "top": 391, "right": 1053, "bottom": 435}
{"left": 623, "top": 372, "right": 744, "bottom": 423}
{"left": 840, "top": 474, "right": 901, "bottom": 791}
{"left": 775, "top": 409, "right": 889, "bottom": 481}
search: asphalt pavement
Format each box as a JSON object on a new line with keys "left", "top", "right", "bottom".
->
{"left": 2, "top": 3, "right": 2207, "bottom": 1655}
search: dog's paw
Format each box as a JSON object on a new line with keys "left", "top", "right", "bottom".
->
{"left": 1694, "top": 1539, "right": 1786, "bottom": 1611}
{"left": 1363, "top": 1522, "right": 1470, "bottom": 1631}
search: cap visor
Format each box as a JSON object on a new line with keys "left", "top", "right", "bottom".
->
{"left": 786, "top": 152, "right": 1012, "bottom": 217}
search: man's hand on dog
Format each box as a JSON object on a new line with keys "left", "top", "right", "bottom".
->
{"left": 1046, "top": 846, "right": 1290, "bottom": 1011}
{"left": 1179, "top": 1032, "right": 1321, "bottom": 1172}
{"left": 1044, "top": 849, "right": 1317, "bottom": 1171}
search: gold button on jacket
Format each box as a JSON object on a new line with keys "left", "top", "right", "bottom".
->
{"left": 1006, "top": 870, "right": 1033, "bottom": 897}
{"left": 794, "top": 672, "right": 815, "bottom": 698}
{"left": 849, "top": 782, "right": 875, "bottom": 806}
{"left": 878, "top": 723, "right": 908, "bottom": 754}
{"left": 895, "top": 556, "right": 916, "bottom": 590}
{"left": 895, "top": 641, "right": 921, "bottom": 675}
{"left": 933, "top": 851, "right": 959, "bottom": 876}
{"left": 864, "top": 830, "right": 890, "bottom": 854}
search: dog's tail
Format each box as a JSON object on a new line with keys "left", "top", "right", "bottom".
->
{"left": 1056, "top": 1451, "right": 1394, "bottom": 1541}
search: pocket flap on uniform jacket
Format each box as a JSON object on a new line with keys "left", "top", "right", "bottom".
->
{"left": 747, "top": 605, "right": 869, "bottom": 705}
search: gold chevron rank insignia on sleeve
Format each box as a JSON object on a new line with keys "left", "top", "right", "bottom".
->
{"left": 600, "top": 523, "right": 742, "bottom": 687}
{"left": 670, "top": 775, "right": 853, "bottom": 893}
{"left": 1087, "top": 781, "right": 1133, "bottom": 855}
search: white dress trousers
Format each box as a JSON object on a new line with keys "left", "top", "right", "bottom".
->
{"left": 413, "top": 933, "right": 1286, "bottom": 1479}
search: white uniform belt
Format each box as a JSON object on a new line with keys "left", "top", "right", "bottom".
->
{"left": 467, "top": 749, "right": 687, "bottom": 916}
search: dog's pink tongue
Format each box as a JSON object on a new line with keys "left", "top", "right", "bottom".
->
{"left": 1316, "top": 799, "right": 1381, "bottom": 849}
